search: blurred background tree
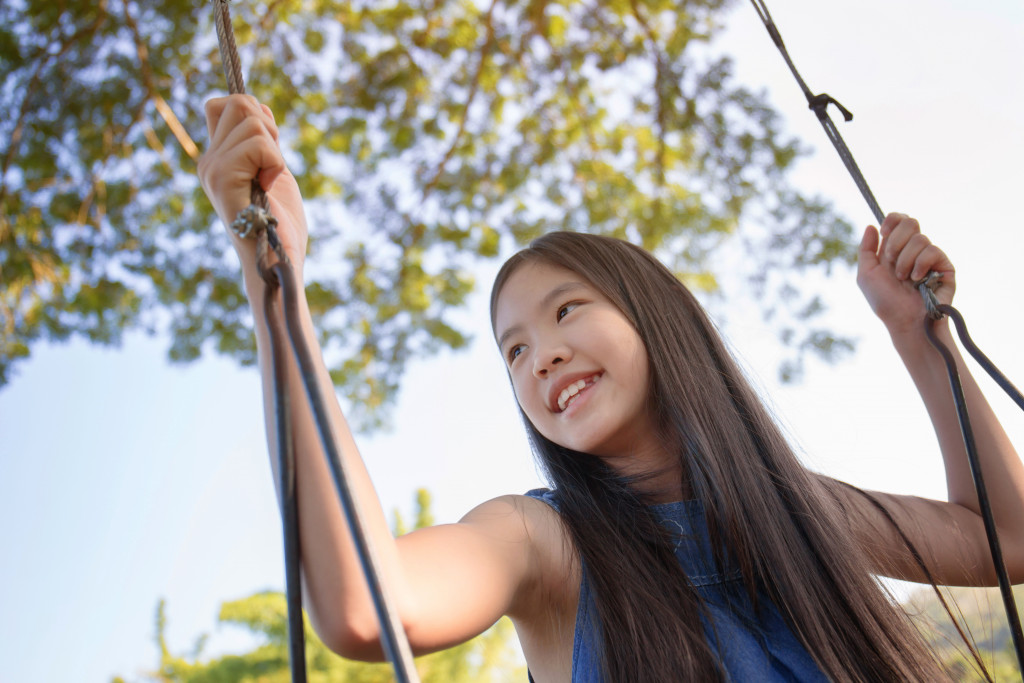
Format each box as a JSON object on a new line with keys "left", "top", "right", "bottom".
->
{"left": 907, "top": 584, "right": 1024, "bottom": 682}
{"left": 1, "top": 0, "right": 855, "bottom": 429}
{"left": 129, "top": 489, "right": 527, "bottom": 682}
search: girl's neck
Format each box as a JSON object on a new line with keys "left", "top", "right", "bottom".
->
{"left": 601, "top": 442, "right": 691, "bottom": 503}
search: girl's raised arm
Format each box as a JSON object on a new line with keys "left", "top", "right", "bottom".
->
{"left": 197, "top": 94, "right": 545, "bottom": 659}
{"left": 843, "top": 212, "right": 1024, "bottom": 586}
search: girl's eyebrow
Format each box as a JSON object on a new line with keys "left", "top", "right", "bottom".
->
{"left": 496, "top": 281, "right": 587, "bottom": 349}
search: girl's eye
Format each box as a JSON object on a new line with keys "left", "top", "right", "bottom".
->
{"left": 557, "top": 302, "right": 579, "bottom": 321}
{"left": 507, "top": 345, "right": 524, "bottom": 363}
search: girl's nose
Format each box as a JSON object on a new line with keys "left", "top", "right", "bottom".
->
{"left": 533, "top": 343, "right": 571, "bottom": 378}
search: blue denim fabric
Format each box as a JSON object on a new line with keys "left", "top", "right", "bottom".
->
{"left": 525, "top": 488, "right": 829, "bottom": 682}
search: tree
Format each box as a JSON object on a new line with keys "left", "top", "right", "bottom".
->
{"left": 2, "top": 0, "right": 854, "bottom": 428}
{"left": 132, "top": 489, "right": 527, "bottom": 682}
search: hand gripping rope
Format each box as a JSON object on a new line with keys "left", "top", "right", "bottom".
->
{"left": 750, "top": 0, "right": 1024, "bottom": 675}
{"left": 211, "top": 3, "right": 421, "bottom": 682}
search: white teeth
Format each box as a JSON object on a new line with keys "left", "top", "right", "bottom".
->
{"left": 557, "top": 378, "right": 591, "bottom": 411}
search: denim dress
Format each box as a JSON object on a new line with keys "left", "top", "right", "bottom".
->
{"left": 524, "top": 488, "right": 829, "bottom": 682}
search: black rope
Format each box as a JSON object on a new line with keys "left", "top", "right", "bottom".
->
{"left": 209, "top": 2, "right": 420, "bottom": 681}
{"left": 924, "top": 302, "right": 1024, "bottom": 674}
{"left": 271, "top": 259, "right": 421, "bottom": 682}
{"left": 750, "top": 1, "right": 1024, "bottom": 675}
{"left": 943, "top": 304, "right": 1024, "bottom": 414}
{"left": 264, "top": 276, "right": 308, "bottom": 682}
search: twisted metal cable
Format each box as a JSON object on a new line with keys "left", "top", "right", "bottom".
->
{"left": 214, "top": 0, "right": 280, "bottom": 284}
{"left": 749, "top": 0, "right": 884, "bottom": 224}
{"left": 213, "top": 1, "right": 245, "bottom": 94}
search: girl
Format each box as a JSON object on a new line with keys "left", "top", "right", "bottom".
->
{"left": 199, "top": 94, "right": 1024, "bottom": 682}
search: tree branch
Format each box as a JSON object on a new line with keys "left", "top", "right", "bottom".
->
{"left": 421, "top": 0, "right": 499, "bottom": 199}
{"left": 628, "top": 0, "right": 668, "bottom": 191}
{"left": 122, "top": 1, "right": 200, "bottom": 161}
{"left": 142, "top": 122, "right": 175, "bottom": 173}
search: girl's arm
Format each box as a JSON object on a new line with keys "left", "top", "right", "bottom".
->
{"left": 197, "top": 94, "right": 546, "bottom": 658}
{"left": 845, "top": 213, "right": 1024, "bottom": 585}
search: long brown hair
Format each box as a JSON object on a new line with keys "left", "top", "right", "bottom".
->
{"left": 490, "top": 231, "right": 951, "bottom": 682}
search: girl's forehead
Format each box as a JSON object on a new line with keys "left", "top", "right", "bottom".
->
{"left": 496, "top": 261, "right": 580, "bottom": 305}
{"left": 492, "top": 261, "right": 585, "bottom": 332}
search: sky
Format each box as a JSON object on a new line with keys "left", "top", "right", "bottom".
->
{"left": 1, "top": 1, "right": 1023, "bottom": 681}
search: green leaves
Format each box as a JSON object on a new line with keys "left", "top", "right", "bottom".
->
{"left": 138, "top": 490, "right": 526, "bottom": 682}
{"left": 3, "top": 0, "right": 855, "bottom": 428}
{"left": 150, "top": 592, "right": 523, "bottom": 683}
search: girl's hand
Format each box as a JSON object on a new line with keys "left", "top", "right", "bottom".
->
{"left": 857, "top": 212, "right": 956, "bottom": 338}
{"left": 198, "top": 94, "right": 308, "bottom": 275}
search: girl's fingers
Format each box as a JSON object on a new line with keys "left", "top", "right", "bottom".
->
{"left": 205, "top": 94, "right": 276, "bottom": 152}
{"left": 878, "top": 212, "right": 908, "bottom": 238}
{"left": 893, "top": 232, "right": 931, "bottom": 280}
{"left": 204, "top": 134, "right": 284, "bottom": 206}
{"left": 912, "top": 244, "right": 954, "bottom": 283}
{"left": 217, "top": 114, "right": 284, "bottom": 175}
{"left": 860, "top": 212, "right": 957, "bottom": 321}
{"left": 879, "top": 214, "right": 920, "bottom": 270}
{"left": 260, "top": 103, "right": 280, "bottom": 142}
{"left": 858, "top": 226, "right": 880, "bottom": 264}
{"left": 206, "top": 96, "right": 250, "bottom": 149}
{"left": 204, "top": 96, "right": 227, "bottom": 141}
{"left": 201, "top": 98, "right": 285, "bottom": 203}
{"left": 856, "top": 226, "right": 881, "bottom": 284}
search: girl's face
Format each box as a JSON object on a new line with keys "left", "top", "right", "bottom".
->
{"left": 493, "top": 261, "right": 666, "bottom": 464}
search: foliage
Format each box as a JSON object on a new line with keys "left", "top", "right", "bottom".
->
{"left": 127, "top": 489, "right": 526, "bottom": 682}
{"left": 2, "top": 0, "right": 855, "bottom": 428}
{"left": 141, "top": 594, "right": 522, "bottom": 683}
{"left": 905, "top": 584, "right": 1024, "bottom": 681}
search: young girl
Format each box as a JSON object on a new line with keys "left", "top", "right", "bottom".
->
{"left": 199, "top": 94, "right": 1024, "bottom": 682}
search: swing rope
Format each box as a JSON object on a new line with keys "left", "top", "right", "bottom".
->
{"left": 750, "top": 1, "right": 1024, "bottom": 676}
{"left": 211, "top": 3, "right": 421, "bottom": 681}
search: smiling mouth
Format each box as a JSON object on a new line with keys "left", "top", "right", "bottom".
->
{"left": 556, "top": 374, "right": 601, "bottom": 412}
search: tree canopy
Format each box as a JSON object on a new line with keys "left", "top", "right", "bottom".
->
{"left": 1, "top": 0, "right": 854, "bottom": 428}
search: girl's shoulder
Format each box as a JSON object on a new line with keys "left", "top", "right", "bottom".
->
{"left": 459, "top": 488, "right": 561, "bottom": 522}
{"left": 460, "top": 488, "right": 570, "bottom": 560}
{"left": 460, "top": 488, "right": 579, "bottom": 606}
{"left": 460, "top": 488, "right": 566, "bottom": 536}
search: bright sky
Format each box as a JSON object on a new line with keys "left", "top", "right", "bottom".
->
{"left": 1, "top": 1, "right": 1022, "bottom": 681}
